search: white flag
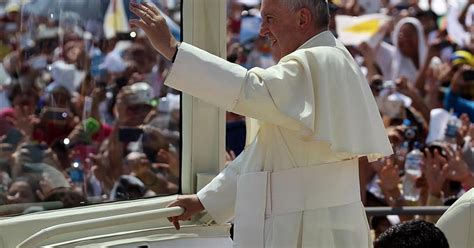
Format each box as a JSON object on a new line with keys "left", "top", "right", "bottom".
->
{"left": 336, "top": 14, "right": 391, "bottom": 47}
{"left": 103, "top": 0, "right": 130, "bottom": 39}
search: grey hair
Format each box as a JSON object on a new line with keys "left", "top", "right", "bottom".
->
{"left": 279, "top": 0, "right": 330, "bottom": 29}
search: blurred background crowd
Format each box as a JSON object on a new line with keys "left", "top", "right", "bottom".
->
{"left": 0, "top": 0, "right": 472, "bottom": 240}
{"left": 0, "top": 0, "right": 181, "bottom": 216}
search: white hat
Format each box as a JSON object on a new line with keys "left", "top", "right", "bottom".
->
{"left": 125, "top": 82, "right": 155, "bottom": 106}
{"left": 99, "top": 53, "right": 127, "bottom": 73}
{"left": 99, "top": 41, "right": 132, "bottom": 73}
{"left": 48, "top": 60, "right": 79, "bottom": 94}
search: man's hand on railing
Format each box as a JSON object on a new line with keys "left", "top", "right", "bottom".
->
{"left": 167, "top": 195, "right": 205, "bottom": 230}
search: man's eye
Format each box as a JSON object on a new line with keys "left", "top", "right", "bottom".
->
{"left": 266, "top": 17, "right": 273, "bottom": 22}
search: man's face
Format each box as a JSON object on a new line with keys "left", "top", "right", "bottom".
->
{"left": 259, "top": 0, "right": 301, "bottom": 59}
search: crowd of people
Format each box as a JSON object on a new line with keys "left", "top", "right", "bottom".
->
{"left": 0, "top": 0, "right": 181, "bottom": 216}
{"left": 0, "top": 0, "right": 472, "bottom": 241}
{"left": 224, "top": 0, "right": 473, "bottom": 240}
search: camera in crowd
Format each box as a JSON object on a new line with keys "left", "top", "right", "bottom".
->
{"left": 403, "top": 125, "right": 418, "bottom": 141}
{"left": 118, "top": 127, "right": 144, "bottom": 143}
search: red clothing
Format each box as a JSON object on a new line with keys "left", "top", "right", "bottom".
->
{"left": 33, "top": 122, "right": 112, "bottom": 146}
{"left": 0, "top": 107, "right": 111, "bottom": 146}
{"left": 0, "top": 108, "right": 15, "bottom": 136}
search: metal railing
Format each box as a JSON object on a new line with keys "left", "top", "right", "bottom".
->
{"left": 365, "top": 206, "right": 449, "bottom": 216}
{"left": 17, "top": 206, "right": 184, "bottom": 248}
{"left": 16, "top": 206, "right": 450, "bottom": 247}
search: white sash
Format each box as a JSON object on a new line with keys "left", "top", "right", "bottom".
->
{"left": 234, "top": 171, "right": 269, "bottom": 248}
{"left": 233, "top": 159, "right": 360, "bottom": 248}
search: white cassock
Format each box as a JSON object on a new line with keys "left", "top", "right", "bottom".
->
{"left": 165, "top": 31, "right": 393, "bottom": 248}
{"left": 437, "top": 188, "right": 474, "bottom": 248}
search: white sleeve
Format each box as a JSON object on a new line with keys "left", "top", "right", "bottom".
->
{"left": 166, "top": 43, "right": 313, "bottom": 222}
{"left": 196, "top": 156, "right": 240, "bottom": 224}
{"left": 165, "top": 42, "right": 310, "bottom": 131}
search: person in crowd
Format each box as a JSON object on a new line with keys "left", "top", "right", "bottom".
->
{"left": 443, "top": 64, "right": 474, "bottom": 120}
{"left": 376, "top": 17, "right": 427, "bottom": 85}
{"left": 126, "top": 151, "right": 177, "bottom": 196}
{"left": 4, "top": 176, "right": 39, "bottom": 205}
{"left": 34, "top": 85, "right": 79, "bottom": 146}
{"left": 42, "top": 187, "right": 87, "bottom": 208}
{"left": 90, "top": 82, "right": 157, "bottom": 193}
{"left": 374, "top": 220, "right": 449, "bottom": 248}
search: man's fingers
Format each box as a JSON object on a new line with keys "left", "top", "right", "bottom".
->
{"left": 167, "top": 199, "right": 179, "bottom": 208}
{"left": 172, "top": 217, "right": 181, "bottom": 230}
{"left": 143, "top": 2, "right": 161, "bottom": 16}
{"left": 131, "top": 2, "right": 156, "bottom": 22}
{"left": 130, "top": 6, "right": 153, "bottom": 24}
{"left": 131, "top": 1, "right": 155, "bottom": 16}
{"left": 167, "top": 200, "right": 188, "bottom": 217}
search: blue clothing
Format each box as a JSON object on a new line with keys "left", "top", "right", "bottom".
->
{"left": 444, "top": 89, "right": 474, "bottom": 120}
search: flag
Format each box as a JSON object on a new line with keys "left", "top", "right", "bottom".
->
{"left": 336, "top": 14, "right": 391, "bottom": 47}
{"left": 446, "top": 2, "right": 470, "bottom": 47}
{"left": 103, "top": 0, "right": 130, "bottom": 39}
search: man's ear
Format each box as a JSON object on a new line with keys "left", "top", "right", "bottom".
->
{"left": 298, "top": 8, "right": 312, "bottom": 29}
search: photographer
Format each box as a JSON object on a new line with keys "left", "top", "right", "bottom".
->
{"left": 90, "top": 82, "right": 156, "bottom": 194}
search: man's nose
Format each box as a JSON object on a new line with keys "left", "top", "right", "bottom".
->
{"left": 259, "top": 24, "right": 269, "bottom": 38}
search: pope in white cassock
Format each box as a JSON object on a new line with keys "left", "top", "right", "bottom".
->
{"left": 130, "top": 0, "right": 393, "bottom": 247}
